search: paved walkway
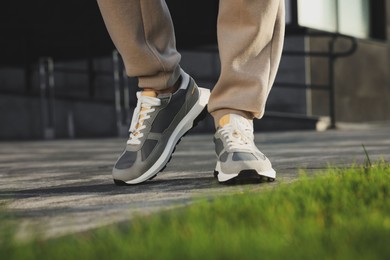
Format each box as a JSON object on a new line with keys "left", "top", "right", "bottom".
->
{"left": 1, "top": 125, "right": 389, "bottom": 238}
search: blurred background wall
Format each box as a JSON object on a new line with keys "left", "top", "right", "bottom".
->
{"left": 0, "top": 0, "right": 388, "bottom": 140}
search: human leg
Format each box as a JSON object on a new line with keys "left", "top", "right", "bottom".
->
{"left": 97, "top": 0, "right": 210, "bottom": 184}
{"left": 211, "top": 0, "right": 285, "bottom": 183}
{"left": 209, "top": 0, "right": 285, "bottom": 123}
{"left": 97, "top": 0, "right": 181, "bottom": 90}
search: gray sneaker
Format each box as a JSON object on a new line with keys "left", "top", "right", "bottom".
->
{"left": 113, "top": 71, "right": 210, "bottom": 185}
{"left": 213, "top": 114, "right": 276, "bottom": 183}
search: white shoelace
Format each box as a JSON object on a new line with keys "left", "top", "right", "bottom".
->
{"left": 219, "top": 117, "right": 254, "bottom": 151}
{"left": 127, "top": 92, "right": 161, "bottom": 145}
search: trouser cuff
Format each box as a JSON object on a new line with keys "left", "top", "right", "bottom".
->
{"left": 138, "top": 65, "right": 181, "bottom": 90}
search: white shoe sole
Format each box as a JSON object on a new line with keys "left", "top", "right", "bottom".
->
{"left": 124, "top": 86, "right": 210, "bottom": 184}
{"left": 215, "top": 161, "right": 276, "bottom": 183}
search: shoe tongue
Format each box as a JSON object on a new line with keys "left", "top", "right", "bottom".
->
{"left": 141, "top": 90, "right": 157, "bottom": 98}
{"left": 134, "top": 90, "right": 157, "bottom": 131}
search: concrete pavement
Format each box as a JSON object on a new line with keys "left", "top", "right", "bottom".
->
{"left": 1, "top": 125, "right": 389, "bottom": 238}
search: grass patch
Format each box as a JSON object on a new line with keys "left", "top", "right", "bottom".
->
{"left": 1, "top": 163, "right": 389, "bottom": 259}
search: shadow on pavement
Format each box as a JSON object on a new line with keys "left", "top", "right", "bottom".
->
{"left": 0, "top": 176, "right": 219, "bottom": 199}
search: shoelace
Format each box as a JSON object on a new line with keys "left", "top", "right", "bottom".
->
{"left": 219, "top": 118, "right": 254, "bottom": 151}
{"left": 127, "top": 92, "right": 161, "bottom": 145}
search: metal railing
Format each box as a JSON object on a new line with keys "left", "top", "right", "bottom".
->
{"left": 39, "top": 57, "right": 56, "bottom": 139}
{"left": 172, "top": 32, "right": 357, "bottom": 129}
{"left": 36, "top": 32, "right": 357, "bottom": 139}
{"left": 275, "top": 32, "right": 358, "bottom": 129}
{"left": 112, "top": 50, "right": 131, "bottom": 137}
{"left": 37, "top": 50, "right": 132, "bottom": 139}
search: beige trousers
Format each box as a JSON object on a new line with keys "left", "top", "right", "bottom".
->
{"left": 97, "top": 0, "right": 285, "bottom": 123}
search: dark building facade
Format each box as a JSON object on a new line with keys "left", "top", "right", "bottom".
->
{"left": 0, "top": 0, "right": 389, "bottom": 139}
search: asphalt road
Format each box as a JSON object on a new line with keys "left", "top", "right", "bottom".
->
{"left": 1, "top": 125, "right": 389, "bottom": 238}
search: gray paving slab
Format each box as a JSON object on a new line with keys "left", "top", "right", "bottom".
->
{"left": 1, "top": 126, "right": 389, "bottom": 239}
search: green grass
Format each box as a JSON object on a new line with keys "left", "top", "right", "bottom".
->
{"left": 1, "top": 163, "right": 389, "bottom": 260}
